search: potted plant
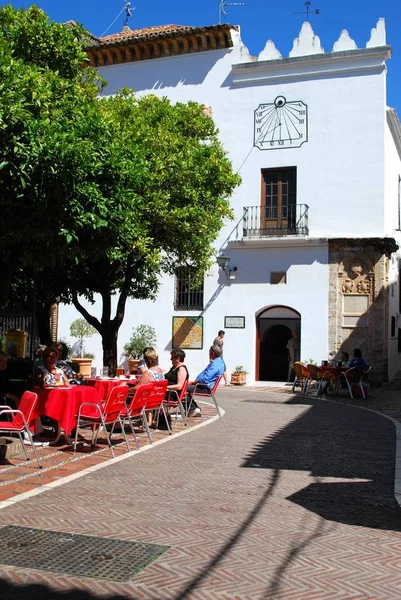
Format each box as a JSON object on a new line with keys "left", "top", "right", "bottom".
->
{"left": 231, "top": 366, "right": 248, "bottom": 386}
{"left": 69, "top": 318, "right": 97, "bottom": 377}
{"left": 123, "top": 325, "right": 157, "bottom": 373}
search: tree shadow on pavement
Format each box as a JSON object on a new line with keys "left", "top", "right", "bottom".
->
{"left": 243, "top": 395, "right": 401, "bottom": 531}
{"left": 0, "top": 580, "right": 131, "bottom": 600}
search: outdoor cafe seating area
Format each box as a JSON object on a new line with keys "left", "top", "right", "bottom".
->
{"left": 0, "top": 351, "right": 222, "bottom": 501}
{"left": 291, "top": 361, "right": 371, "bottom": 399}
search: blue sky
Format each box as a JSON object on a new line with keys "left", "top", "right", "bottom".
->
{"left": 5, "top": 1, "right": 401, "bottom": 114}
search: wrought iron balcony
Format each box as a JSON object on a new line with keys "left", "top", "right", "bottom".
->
{"left": 243, "top": 204, "right": 309, "bottom": 238}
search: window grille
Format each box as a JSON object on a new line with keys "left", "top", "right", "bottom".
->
{"left": 174, "top": 268, "right": 204, "bottom": 311}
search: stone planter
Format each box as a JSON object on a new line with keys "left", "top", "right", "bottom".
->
{"left": 231, "top": 372, "right": 247, "bottom": 385}
{"left": 72, "top": 357, "right": 93, "bottom": 378}
{"left": 128, "top": 359, "right": 139, "bottom": 374}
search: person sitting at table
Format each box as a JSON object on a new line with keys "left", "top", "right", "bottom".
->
{"left": 135, "top": 347, "right": 154, "bottom": 377}
{"left": 0, "top": 351, "right": 20, "bottom": 411}
{"left": 341, "top": 351, "right": 352, "bottom": 367}
{"left": 55, "top": 342, "right": 84, "bottom": 385}
{"left": 128, "top": 348, "right": 164, "bottom": 427}
{"left": 36, "top": 347, "right": 70, "bottom": 388}
{"left": 131, "top": 349, "right": 164, "bottom": 389}
{"left": 165, "top": 349, "right": 189, "bottom": 396}
{"left": 185, "top": 348, "right": 225, "bottom": 417}
{"left": 350, "top": 348, "right": 368, "bottom": 368}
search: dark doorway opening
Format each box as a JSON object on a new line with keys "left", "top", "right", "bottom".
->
{"left": 257, "top": 312, "right": 301, "bottom": 381}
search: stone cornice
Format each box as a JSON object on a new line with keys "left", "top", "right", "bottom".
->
{"left": 231, "top": 46, "right": 392, "bottom": 85}
{"left": 228, "top": 237, "right": 328, "bottom": 250}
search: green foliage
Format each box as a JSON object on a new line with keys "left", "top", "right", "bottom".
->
{"left": 0, "top": 5, "right": 105, "bottom": 276}
{"left": 234, "top": 365, "right": 248, "bottom": 374}
{"left": 123, "top": 325, "right": 157, "bottom": 359}
{"left": 0, "top": 6, "right": 241, "bottom": 371}
{"left": 70, "top": 318, "right": 97, "bottom": 358}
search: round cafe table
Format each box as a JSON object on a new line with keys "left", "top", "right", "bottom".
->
{"left": 32, "top": 385, "right": 102, "bottom": 443}
{"left": 319, "top": 365, "right": 349, "bottom": 394}
{"left": 85, "top": 378, "right": 137, "bottom": 400}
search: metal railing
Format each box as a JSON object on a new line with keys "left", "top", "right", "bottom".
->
{"left": 243, "top": 204, "right": 309, "bottom": 238}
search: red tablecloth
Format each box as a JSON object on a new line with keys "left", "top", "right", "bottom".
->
{"left": 33, "top": 386, "right": 101, "bottom": 436}
{"left": 85, "top": 378, "right": 136, "bottom": 400}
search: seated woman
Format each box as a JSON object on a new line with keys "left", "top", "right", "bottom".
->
{"left": 128, "top": 348, "right": 164, "bottom": 427}
{"left": 165, "top": 349, "right": 189, "bottom": 396}
{"left": 136, "top": 347, "right": 154, "bottom": 377}
{"left": 55, "top": 341, "right": 83, "bottom": 384}
{"left": 130, "top": 348, "right": 164, "bottom": 389}
{"left": 36, "top": 347, "right": 70, "bottom": 388}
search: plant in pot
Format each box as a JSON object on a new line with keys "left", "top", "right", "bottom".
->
{"left": 123, "top": 325, "right": 157, "bottom": 374}
{"left": 230, "top": 365, "right": 248, "bottom": 386}
{"left": 69, "top": 318, "right": 97, "bottom": 378}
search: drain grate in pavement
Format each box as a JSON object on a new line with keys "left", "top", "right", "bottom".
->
{"left": 0, "top": 526, "right": 169, "bottom": 581}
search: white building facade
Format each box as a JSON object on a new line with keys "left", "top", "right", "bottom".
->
{"left": 59, "top": 19, "right": 401, "bottom": 383}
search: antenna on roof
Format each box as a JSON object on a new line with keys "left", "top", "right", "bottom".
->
{"left": 123, "top": 1, "right": 134, "bottom": 30}
{"left": 294, "top": 1, "right": 320, "bottom": 22}
{"left": 218, "top": 1, "right": 245, "bottom": 25}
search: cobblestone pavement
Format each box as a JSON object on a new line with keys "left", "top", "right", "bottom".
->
{"left": 0, "top": 387, "right": 400, "bottom": 600}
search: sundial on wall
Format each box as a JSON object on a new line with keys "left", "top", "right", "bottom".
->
{"left": 254, "top": 96, "right": 308, "bottom": 150}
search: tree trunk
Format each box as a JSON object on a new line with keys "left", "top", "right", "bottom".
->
{"left": 36, "top": 302, "right": 52, "bottom": 346}
{"left": 101, "top": 326, "right": 119, "bottom": 375}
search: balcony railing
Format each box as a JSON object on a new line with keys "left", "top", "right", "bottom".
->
{"left": 243, "top": 204, "right": 309, "bottom": 238}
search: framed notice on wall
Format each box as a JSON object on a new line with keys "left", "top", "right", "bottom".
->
{"left": 172, "top": 316, "right": 203, "bottom": 349}
{"left": 224, "top": 316, "right": 245, "bottom": 329}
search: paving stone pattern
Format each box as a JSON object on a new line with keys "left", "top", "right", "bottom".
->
{"left": 0, "top": 388, "right": 400, "bottom": 599}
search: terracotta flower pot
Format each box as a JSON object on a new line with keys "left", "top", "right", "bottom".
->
{"left": 128, "top": 359, "right": 139, "bottom": 374}
{"left": 72, "top": 358, "right": 93, "bottom": 378}
{"left": 231, "top": 372, "right": 247, "bottom": 385}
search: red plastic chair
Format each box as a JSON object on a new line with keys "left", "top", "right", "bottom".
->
{"left": 144, "top": 380, "right": 169, "bottom": 440}
{"left": 187, "top": 375, "right": 223, "bottom": 418}
{"left": 164, "top": 379, "right": 189, "bottom": 427}
{"left": 73, "top": 384, "right": 130, "bottom": 457}
{"left": 119, "top": 382, "right": 154, "bottom": 449}
{"left": 0, "top": 391, "right": 42, "bottom": 469}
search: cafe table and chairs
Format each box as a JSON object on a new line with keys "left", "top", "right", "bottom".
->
{"left": 318, "top": 362, "right": 349, "bottom": 395}
{"left": 0, "top": 390, "right": 42, "bottom": 468}
{"left": 85, "top": 376, "right": 137, "bottom": 400}
{"left": 304, "top": 364, "right": 333, "bottom": 397}
{"left": 33, "top": 384, "right": 102, "bottom": 445}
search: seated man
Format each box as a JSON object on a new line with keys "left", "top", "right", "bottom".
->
{"left": 186, "top": 348, "right": 225, "bottom": 416}
{"left": 0, "top": 352, "right": 20, "bottom": 414}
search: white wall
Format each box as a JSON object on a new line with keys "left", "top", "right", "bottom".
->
{"left": 99, "top": 45, "right": 388, "bottom": 240}
{"left": 58, "top": 24, "right": 395, "bottom": 382}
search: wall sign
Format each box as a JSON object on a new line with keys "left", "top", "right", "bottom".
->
{"left": 224, "top": 316, "right": 245, "bottom": 329}
{"left": 254, "top": 96, "right": 308, "bottom": 150}
{"left": 172, "top": 316, "right": 203, "bottom": 349}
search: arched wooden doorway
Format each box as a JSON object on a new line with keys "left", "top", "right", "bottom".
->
{"left": 256, "top": 306, "right": 301, "bottom": 381}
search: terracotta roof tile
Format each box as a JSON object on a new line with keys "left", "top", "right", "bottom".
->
{"left": 89, "top": 23, "right": 236, "bottom": 47}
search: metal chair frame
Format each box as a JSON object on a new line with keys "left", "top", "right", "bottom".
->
{"left": 164, "top": 379, "right": 189, "bottom": 426}
{"left": 186, "top": 375, "right": 223, "bottom": 418}
{"left": 118, "top": 383, "right": 154, "bottom": 448}
{"left": 291, "top": 362, "right": 310, "bottom": 394}
{"left": 337, "top": 366, "right": 369, "bottom": 399}
{"left": 145, "top": 380, "right": 170, "bottom": 439}
{"left": 73, "top": 385, "right": 130, "bottom": 457}
{"left": 0, "top": 391, "right": 42, "bottom": 469}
